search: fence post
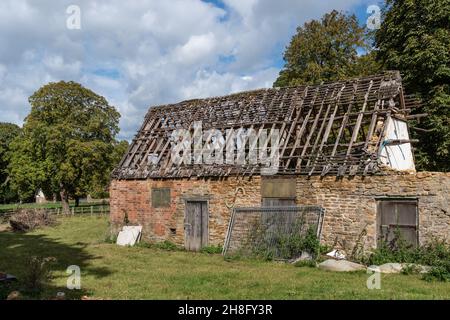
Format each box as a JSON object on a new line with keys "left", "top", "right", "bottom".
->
{"left": 72, "top": 207, "right": 75, "bottom": 216}
{"left": 90, "top": 206, "right": 93, "bottom": 216}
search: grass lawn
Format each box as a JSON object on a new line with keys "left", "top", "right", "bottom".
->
{"left": 1, "top": 216, "right": 449, "bottom": 300}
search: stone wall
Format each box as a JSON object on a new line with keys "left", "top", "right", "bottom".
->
{"left": 294, "top": 172, "right": 450, "bottom": 251}
{"left": 110, "top": 172, "right": 450, "bottom": 250}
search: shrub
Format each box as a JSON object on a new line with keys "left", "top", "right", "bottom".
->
{"left": 368, "top": 235, "right": 450, "bottom": 266}
{"left": 366, "top": 227, "right": 417, "bottom": 265}
{"left": 154, "top": 240, "right": 180, "bottom": 251}
{"left": 365, "top": 231, "right": 450, "bottom": 281}
{"left": 245, "top": 217, "right": 322, "bottom": 261}
{"left": 134, "top": 240, "right": 183, "bottom": 251}
{"left": 348, "top": 225, "right": 369, "bottom": 263}
{"left": 200, "top": 245, "right": 223, "bottom": 254}
{"left": 419, "top": 239, "right": 450, "bottom": 282}
{"left": 416, "top": 238, "right": 450, "bottom": 267}
{"left": 293, "top": 260, "right": 317, "bottom": 268}
{"left": 104, "top": 233, "right": 118, "bottom": 244}
{"left": 23, "top": 256, "right": 56, "bottom": 294}
{"left": 424, "top": 263, "right": 450, "bottom": 282}
{"left": 135, "top": 241, "right": 152, "bottom": 248}
{"left": 9, "top": 209, "right": 56, "bottom": 232}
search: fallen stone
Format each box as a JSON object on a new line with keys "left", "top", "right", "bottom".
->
{"left": 368, "top": 263, "right": 432, "bottom": 274}
{"left": 368, "top": 263, "right": 403, "bottom": 274}
{"left": 318, "top": 259, "right": 366, "bottom": 272}
{"left": 415, "top": 264, "right": 432, "bottom": 274}
{"left": 380, "top": 263, "right": 403, "bottom": 273}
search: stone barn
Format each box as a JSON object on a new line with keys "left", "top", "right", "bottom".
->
{"left": 111, "top": 72, "right": 450, "bottom": 252}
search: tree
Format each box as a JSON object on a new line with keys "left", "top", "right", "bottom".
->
{"left": 88, "top": 139, "right": 129, "bottom": 199}
{"left": 112, "top": 140, "right": 129, "bottom": 168}
{"left": 9, "top": 81, "right": 120, "bottom": 213}
{"left": 274, "top": 10, "right": 381, "bottom": 87}
{"left": 0, "top": 123, "right": 21, "bottom": 203}
{"left": 375, "top": 0, "right": 450, "bottom": 171}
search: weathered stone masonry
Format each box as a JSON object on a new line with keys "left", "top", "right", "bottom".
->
{"left": 110, "top": 172, "right": 450, "bottom": 250}
{"left": 295, "top": 172, "right": 450, "bottom": 250}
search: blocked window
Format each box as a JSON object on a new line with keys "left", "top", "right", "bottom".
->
{"left": 377, "top": 199, "right": 418, "bottom": 248}
{"left": 152, "top": 188, "right": 171, "bottom": 208}
{"left": 261, "top": 178, "right": 296, "bottom": 207}
{"left": 261, "top": 178, "right": 296, "bottom": 198}
{"left": 262, "top": 198, "right": 296, "bottom": 207}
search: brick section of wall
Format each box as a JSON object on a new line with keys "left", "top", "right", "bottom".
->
{"left": 110, "top": 177, "right": 261, "bottom": 246}
{"left": 110, "top": 172, "right": 450, "bottom": 250}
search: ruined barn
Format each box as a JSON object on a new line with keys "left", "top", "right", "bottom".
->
{"left": 111, "top": 72, "right": 450, "bottom": 252}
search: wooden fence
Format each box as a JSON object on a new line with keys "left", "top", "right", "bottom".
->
{"left": 0, "top": 204, "right": 110, "bottom": 221}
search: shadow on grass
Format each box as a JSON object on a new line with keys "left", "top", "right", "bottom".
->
{"left": 0, "top": 230, "right": 112, "bottom": 300}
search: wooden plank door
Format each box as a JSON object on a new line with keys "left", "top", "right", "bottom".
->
{"left": 377, "top": 200, "right": 418, "bottom": 248}
{"left": 185, "top": 201, "right": 208, "bottom": 251}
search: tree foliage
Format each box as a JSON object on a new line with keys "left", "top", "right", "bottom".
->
{"left": 9, "top": 81, "right": 121, "bottom": 211}
{"left": 0, "top": 122, "right": 21, "bottom": 203}
{"left": 112, "top": 140, "right": 129, "bottom": 167}
{"left": 375, "top": 0, "right": 450, "bottom": 171}
{"left": 89, "top": 139, "right": 129, "bottom": 199}
{"left": 274, "top": 10, "right": 381, "bottom": 87}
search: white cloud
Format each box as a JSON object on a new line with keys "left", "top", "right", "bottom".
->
{"left": 174, "top": 33, "right": 217, "bottom": 66}
{"left": 180, "top": 68, "right": 279, "bottom": 99}
{"left": 0, "top": 0, "right": 370, "bottom": 141}
{"left": 43, "top": 55, "right": 81, "bottom": 76}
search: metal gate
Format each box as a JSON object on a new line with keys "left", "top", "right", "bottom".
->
{"left": 223, "top": 206, "right": 325, "bottom": 258}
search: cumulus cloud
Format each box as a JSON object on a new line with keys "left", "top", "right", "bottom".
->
{"left": 0, "top": 0, "right": 372, "bottom": 140}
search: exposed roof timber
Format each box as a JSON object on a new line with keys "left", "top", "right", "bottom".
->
{"left": 113, "top": 71, "right": 420, "bottom": 180}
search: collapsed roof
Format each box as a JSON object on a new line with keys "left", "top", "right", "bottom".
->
{"left": 113, "top": 71, "right": 418, "bottom": 180}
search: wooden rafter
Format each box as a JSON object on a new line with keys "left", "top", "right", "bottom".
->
{"left": 112, "top": 71, "right": 415, "bottom": 180}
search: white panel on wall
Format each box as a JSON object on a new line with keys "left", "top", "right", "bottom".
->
{"left": 379, "top": 118, "right": 415, "bottom": 171}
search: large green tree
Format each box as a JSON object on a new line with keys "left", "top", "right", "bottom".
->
{"left": 375, "top": 0, "right": 450, "bottom": 171}
{"left": 274, "top": 10, "right": 380, "bottom": 87}
{"left": 89, "top": 139, "right": 129, "bottom": 199}
{"left": 0, "top": 123, "right": 21, "bottom": 203}
{"left": 9, "top": 81, "right": 121, "bottom": 213}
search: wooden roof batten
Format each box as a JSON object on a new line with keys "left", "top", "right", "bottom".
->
{"left": 113, "top": 71, "right": 415, "bottom": 180}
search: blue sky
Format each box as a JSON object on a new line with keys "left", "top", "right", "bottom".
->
{"left": 0, "top": 0, "right": 381, "bottom": 141}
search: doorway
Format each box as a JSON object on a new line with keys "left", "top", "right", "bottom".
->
{"left": 184, "top": 201, "right": 208, "bottom": 251}
{"left": 377, "top": 199, "right": 418, "bottom": 248}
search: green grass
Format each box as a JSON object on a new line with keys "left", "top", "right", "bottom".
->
{"left": 1, "top": 216, "right": 450, "bottom": 300}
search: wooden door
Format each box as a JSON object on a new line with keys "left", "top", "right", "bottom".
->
{"left": 185, "top": 201, "right": 208, "bottom": 251}
{"left": 377, "top": 200, "right": 418, "bottom": 248}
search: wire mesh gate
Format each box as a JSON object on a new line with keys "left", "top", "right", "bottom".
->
{"left": 223, "top": 206, "right": 325, "bottom": 259}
